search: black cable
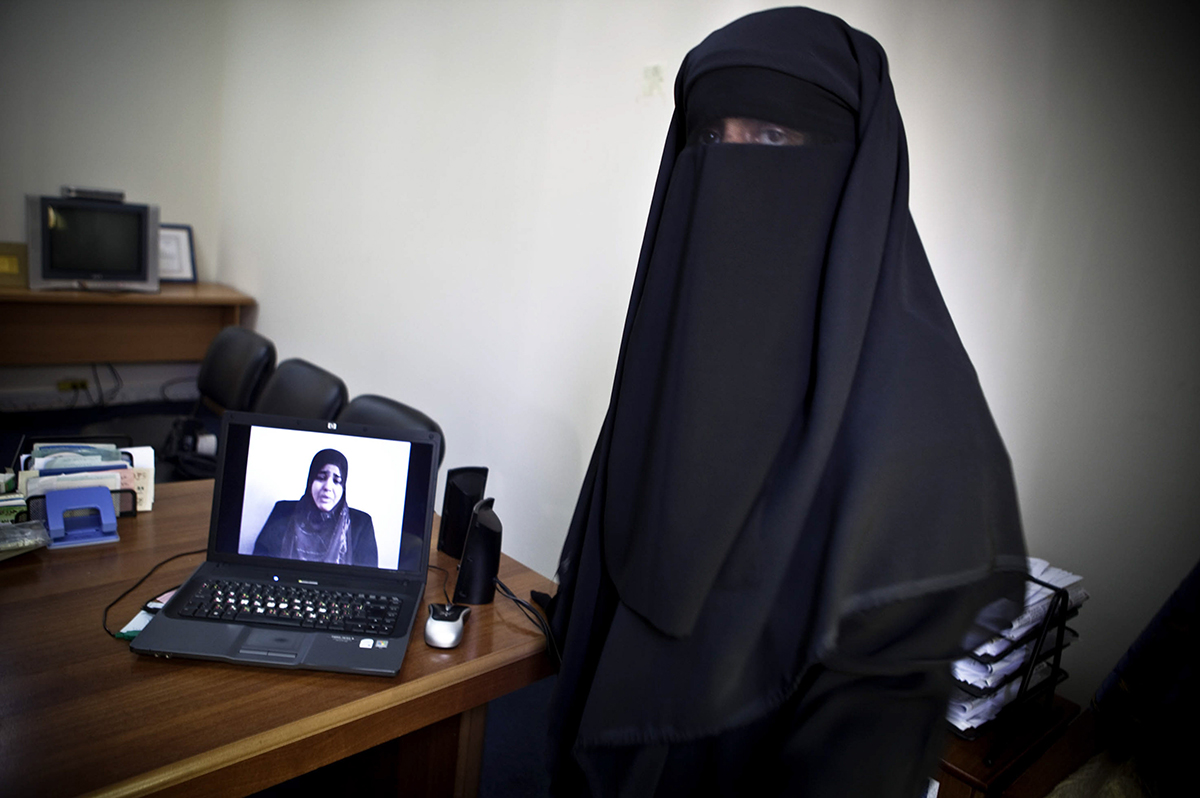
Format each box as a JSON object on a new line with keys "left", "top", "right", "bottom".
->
{"left": 427, "top": 564, "right": 453, "bottom": 606}
{"left": 494, "top": 577, "right": 561, "bottom": 665}
{"left": 105, "top": 363, "right": 123, "bottom": 403}
{"left": 90, "top": 363, "right": 105, "bottom": 407}
{"left": 102, "top": 548, "right": 206, "bottom": 638}
{"left": 74, "top": 375, "right": 98, "bottom": 407}
{"left": 425, "top": 565, "right": 559, "bottom": 661}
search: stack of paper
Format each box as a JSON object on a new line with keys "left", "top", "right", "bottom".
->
{"left": 17, "top": 443, "right": 155, "bottom": 512}
{"left": 947, "top": 558, "right": 1088, "bottom": 732}
{"left": 0, "top": 520, "right": 51, "bottom": 561}
{"left": 947, "top": 662, "right": 1055, "bottom": 731}
{"left": 0, "top": 491, "right": 27, "bottom": 523}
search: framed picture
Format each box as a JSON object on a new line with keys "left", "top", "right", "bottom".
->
{"left": 158, "top": 224, "right": 197, "bottom": 282}
{"left": 0, "top": 241, "right": 28, "bottom": 288}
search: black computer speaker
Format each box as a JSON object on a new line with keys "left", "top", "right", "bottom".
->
{"left": 437, "top": 466, "right": 488, "bottom": 559}
{"left": 453, "top": 498, "right": 502, "bottom": 605}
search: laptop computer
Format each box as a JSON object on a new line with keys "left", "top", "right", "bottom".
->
{"left": 131, "top": 411, "right": 440, "bottom": 676}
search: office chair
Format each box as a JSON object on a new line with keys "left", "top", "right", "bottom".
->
{"left": 195, "top": 326, "right": 277, "bottom": 413}
{"left": 78, "top": 326, "right": 277, "bottom": 481}
{"left": 336, "top": 394, "right": 446, "bottom": 466}
{"left": 252, "top": 358, "right": 348, "bottom": 420}
{"left": 160, "top": 326, "right": 277, "bottom": 479}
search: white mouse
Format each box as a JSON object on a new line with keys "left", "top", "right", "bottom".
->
{"left": 424, "top": 603, "right": 470, "bottom": 649}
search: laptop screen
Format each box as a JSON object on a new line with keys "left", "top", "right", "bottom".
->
{"left": 210, "top": 413, "right": 438, "bottom": 576}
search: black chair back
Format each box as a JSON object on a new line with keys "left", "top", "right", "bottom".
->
{"left": 196, "top": 326, "right": 276, "bottom": 411}
{"left": 336, "top": 394, "right": 445, "bottom": 466}
{"left": 252, "top": 358, "right": 348, "bottom": 420}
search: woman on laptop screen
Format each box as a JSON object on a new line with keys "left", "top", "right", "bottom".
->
{"left": 253, "top": 448, "right": 378, "bottom": 567}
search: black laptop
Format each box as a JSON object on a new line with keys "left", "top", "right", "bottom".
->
{"left": 132, "top": 411, "right": 440, "bottom": 676}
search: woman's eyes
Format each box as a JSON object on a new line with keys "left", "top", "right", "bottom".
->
{"left": 693, "top": 118, "right": 806, "bottom": 147}
{"left": 757, "top": 126, "right": 788, "bottom": 145}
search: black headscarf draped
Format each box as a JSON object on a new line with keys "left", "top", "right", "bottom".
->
{"left": 547, "top": 7, "right": 1027, "bottom": 795}
{"left": 285, "top": 448, "right": 353, "bottom": 564}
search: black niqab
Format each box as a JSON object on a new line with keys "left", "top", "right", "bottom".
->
{"left": 548, "top": 8, "right": 1027, "bottom": 796}
{"left": 685, "top": 67, "right": 855, "bottom": 146}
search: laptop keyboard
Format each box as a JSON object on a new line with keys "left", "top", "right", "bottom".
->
{"left": 175, "top": 579, "right": 403, "bottom": 636}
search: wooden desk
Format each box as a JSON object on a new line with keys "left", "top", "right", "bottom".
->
{"left": 0, "top": 283, "right": 256, "bottom": 365}
{"left": 0, "top": 480, "right": 556, "bottom": 798}
{"left": 937, "top": 695, "right": 1081, "bottom": 797}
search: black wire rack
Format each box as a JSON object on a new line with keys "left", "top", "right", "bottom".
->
{"left": 950, "top": 574, "right": 1077, "bottom": 740}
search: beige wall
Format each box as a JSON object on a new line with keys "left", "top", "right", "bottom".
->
{"left": 0, "top": 0, "right": 227, "bottom": 279}
{"left": 2, "top": 0, "right": 1198, "bottom": 707}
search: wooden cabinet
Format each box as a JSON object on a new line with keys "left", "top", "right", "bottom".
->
{"left": 0, "top": 282, "right": 256, "bottom": 365}
{"left": 937, "top": 695, "right": 1082, "bottom": 797}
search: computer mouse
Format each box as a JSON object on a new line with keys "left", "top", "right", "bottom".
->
{"left": 424, "top": 603, "right": 470, "bottom": 649}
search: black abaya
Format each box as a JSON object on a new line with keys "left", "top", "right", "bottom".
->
{"left": 547, "top": 8, "right": 1028, "bottom": 796}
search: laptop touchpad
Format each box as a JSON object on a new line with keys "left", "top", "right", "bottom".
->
{"left": 240, "top": 628, "right": 305, "bottom": 659}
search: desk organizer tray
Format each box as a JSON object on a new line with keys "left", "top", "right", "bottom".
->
{"left": 949, "top": 574, "right": 1079, "bottom": 740}
{"left": 18, "top": 487, "right": 137, "bottom": 523}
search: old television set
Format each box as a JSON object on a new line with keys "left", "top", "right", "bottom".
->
{"left": 25, "top": 189, "right": 159, "bottom": 293}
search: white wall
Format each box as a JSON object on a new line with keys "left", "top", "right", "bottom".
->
{"left": 883, "top": 0, "right": 1200, "bottom": 706}
{"left": 2, "top": 0, "right": 1198, "bottom": 708}
{"left": 0, "top": 0, "right": 225, "bottom": 408}
{"left": 0, "top": 0, "right": 227, "bottom": 278}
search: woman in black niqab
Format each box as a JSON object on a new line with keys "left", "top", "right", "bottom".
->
{"left": 546, "top": 8, "right": 1028, "bottom": 797}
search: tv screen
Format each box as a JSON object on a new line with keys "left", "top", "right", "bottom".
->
{"left": 26, "top": 194, "right": 160, "bottom": 293}
{"left": 46, "top": 202, "right": 144, "bottom": 278}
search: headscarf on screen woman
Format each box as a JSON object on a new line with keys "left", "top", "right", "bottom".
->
{"left": 545, "top": 7, "right": 1028, "bottom": 796}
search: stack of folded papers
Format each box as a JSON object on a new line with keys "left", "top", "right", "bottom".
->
{"left": 952, "top": 628, "right": 1080, "bottom": 691}
{"left": 17, "top": 443, "right": 155, "bottom": 512}
{"left": 947, "top": 662, "right": 1055, "bottom": 731}
{"left": 0, "top": 521, "right": 51, "bottom": 561}
{"left": 0, "top": 491, "right": 27, "bottom": 523}
{"left": 947, "top": 558, "right": 1089, "bottom": 732}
